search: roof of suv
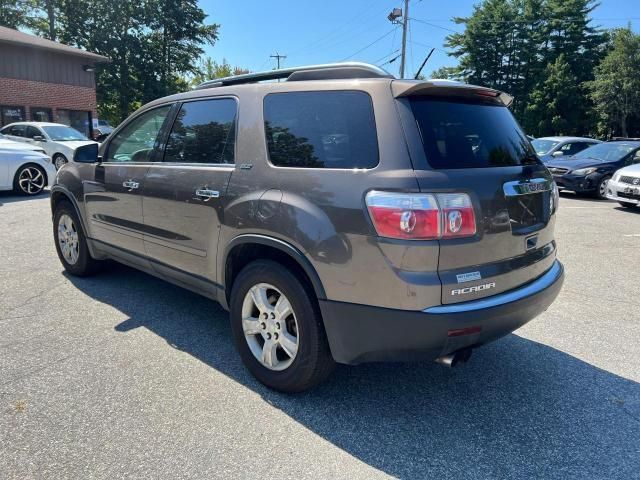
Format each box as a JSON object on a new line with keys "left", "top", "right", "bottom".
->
{"left": 143, "top": 62, "right": 514, "bottom": 111}
{"left": 3, "top": 122, "right": 68, "bottom": 128}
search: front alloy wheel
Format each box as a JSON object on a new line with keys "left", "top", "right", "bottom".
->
{"left": 241, "top": 283, "right": 299, "bottom": 371}
{"left": 15, "top": 165, "right": 46, "bottom": 195}
{"left": 597, "top": 176, "right": 610, "bottom": 200}
{"left": 57, "top": 213, "right": 80, "bottom": 265}
{"left": 53, "top": 154, "right": 68, "bottom": 170}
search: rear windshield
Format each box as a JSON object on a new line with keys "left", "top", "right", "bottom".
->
{"left": 410, "top": 98, "right": 539, "bottom": 169}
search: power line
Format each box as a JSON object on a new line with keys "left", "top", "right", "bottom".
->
{"left": 411, "top": 17, "right": 459, "bottom": 33}
{"left": 372, "top": 48, "right": 400, "bottom": 65}
{"left": 339, "top": 26, "right": 400, "bottom": 62}
{"left": 414, "top": 16, "right": 640, "bottom": 24}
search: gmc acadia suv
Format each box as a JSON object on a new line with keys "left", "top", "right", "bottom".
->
{"left": 51, "top": 63, "right": 564, "bottom": 392}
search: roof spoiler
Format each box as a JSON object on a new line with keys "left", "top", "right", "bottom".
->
{"left": 392, "top": 79, "right": 514, "bottom": 107}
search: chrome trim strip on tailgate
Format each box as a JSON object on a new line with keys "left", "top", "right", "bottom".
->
{"left": 424, "top": 260, "right": 562, "bottom": 314}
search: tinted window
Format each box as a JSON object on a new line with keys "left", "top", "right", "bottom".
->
{"left": 105, "top": 106, "right": 171, "bottom": 162}
{"left": 9, "top": 125, "right": 26, "bottom": 137}
{"left": 26, "top": 126, "right": 42, "bottom": 138}
{"left": 561, "top": 142, "right": 592, "bottom": 156}
{"left": 573, "top": 143, "right": 638, "bottom": 162}
{"left": 164, "top": 98, "right": 237, "bottom": 164}
{"left": 531, "top": 139, "right": 559, "bottom": 155}
{"left": 264, "top": 91, "right": 378, "bottom": 169}
{"left": 410, "top": 98, "right": 539, "bottom": 169}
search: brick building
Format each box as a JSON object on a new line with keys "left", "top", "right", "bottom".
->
{"left": 0, "top": 27, "right": 109, "bottom": 138}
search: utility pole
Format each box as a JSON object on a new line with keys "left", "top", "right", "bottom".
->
{"left": 399, "top": 0, "right": 409, "bottom": 79}
{"left": 270, "top": 53, "right": 287, "bottom": 70}
{"left": 388, "top": 1, "right": 410, "bottom": 78}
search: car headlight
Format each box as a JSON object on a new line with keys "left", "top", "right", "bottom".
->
{"left": 572, "top": 167, "right": 598, "bottom": 176}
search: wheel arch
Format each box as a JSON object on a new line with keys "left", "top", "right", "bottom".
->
{"left": 222, "top": 234, "right": 326, "bottom": 307}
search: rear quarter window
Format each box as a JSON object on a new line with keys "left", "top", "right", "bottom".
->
{"left": 263, "top": 91, "right": 378, "bottom": 169}
{"left": 410, "top": 97, "right": 539, "bottom": 169}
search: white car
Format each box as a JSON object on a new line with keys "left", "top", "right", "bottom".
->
{"left": 0, "top": 122, "right": 97, "bottom": 170}
{"left": 606, "top": 163, "right": 640, "bottom": 208}
{"left": 0, "top": 135, "right": 56, "bottom": 196}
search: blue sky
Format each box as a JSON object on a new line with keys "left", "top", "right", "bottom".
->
{"left": 199, "top": 0, "right": 640, "bottom": 78}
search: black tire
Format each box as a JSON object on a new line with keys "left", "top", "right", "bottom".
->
{"left": 53, "top": 153, "right": 68, "bottom": 170}
{"left": 12, "top": 163, "right": 47, "bottom": 196}
{"left": 229, "top": 260, "right": 335, "bottom": 393}
{"left": 593, "top": 176, "right": 611, "bottom": 200}
{"left": 619, "top": 201, "right": 637, "bottom": 209}
{"left": 53, "top": 201, "right": 101, "bottom": 276}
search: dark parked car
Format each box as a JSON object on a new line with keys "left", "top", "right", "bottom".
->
{"left": 50, "top": 63, "right": 564, "bottom": 392}
{"left": 546, "top": 141, "right": 640, "bottom": 199}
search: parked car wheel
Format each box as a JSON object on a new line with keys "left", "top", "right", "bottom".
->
{"left": 13, "top": 163, "right": 46, "bottom": 196}
{"left": 618, "top": 201, "right": 637, "bottom": 209}
{"left": 53, "top": 201, "right": 101, "bottom": 276}
{"left": 53, "top": 153, "right": 68, "bottom": 170}
{"left": 229, "top": 260, "right": 335, "bottom": 393}
{"left": 594, "top": 176, "right": 611, "bottom": 200}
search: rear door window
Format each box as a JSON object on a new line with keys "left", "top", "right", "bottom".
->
{"left": 163, "top": 98, "right": 237, "bottom": 164}
{"left": 264, "top": 91, "right": 378, "bottom": 169}
{"left": 410, "top": 98, "right": 539, "bottom": 169}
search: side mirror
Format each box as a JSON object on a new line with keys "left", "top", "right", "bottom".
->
{"left": 32, "top": 135, "right": 46, "bottom": 142}
{"left": 552, "top": 151, "right": 564, "bottom": 157}
{"left": 74, "top": 143, "right": 99, "bottom": 163}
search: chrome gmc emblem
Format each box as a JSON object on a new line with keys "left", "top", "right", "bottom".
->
{"left": 523, "top": 182, "right": 546, "bottom": 192}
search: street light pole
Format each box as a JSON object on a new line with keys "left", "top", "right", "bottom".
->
{"left": 399, "top": 0, "right": 409, "bottom": 78}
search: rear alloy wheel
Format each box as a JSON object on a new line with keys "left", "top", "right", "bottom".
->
{"left": 230, "top": 260, "right": 335, "bottom": 392}
{"left": 13, "top": 164, "right": 46, "bottom": 196}
{"left": 53, "top": 154, "right": 68, "bottom": 170}
{"left": 241, "top": 283, "right": 300, "bottom": 371}
{"left": 595, "top": 176, "right": 611, "bottom": 200}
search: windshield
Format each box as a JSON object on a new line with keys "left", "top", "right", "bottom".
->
{"left": 531, "top": 139, "right": 560, "bottom": 155}
{"left": 98, "top": 120, "right": 110, "bottom": 126}
{"left": 410, "top": 97, "right": 539, "bottom": 169}
{"left": 42, "top": 125, "right": 87, "bottom": 141}
{"left": 573, "top": 143, "right": 637, "bottom": 162}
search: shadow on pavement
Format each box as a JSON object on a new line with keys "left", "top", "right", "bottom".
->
{"left": 65, "top": 263, "right": 640, "bottom": 478}
{"left": 0, "top": 190, "right": 50, "bottom": 206}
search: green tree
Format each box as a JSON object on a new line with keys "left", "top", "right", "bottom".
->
{"left": 589, "top": 28, "right": 640, "bottom": 137}
{"left": 0, "top": 0, "right": 41, "bottom": 30}
{"left": 189, "top": 57, "right": 250, "bottom": 88}
{"left": 441, "top": 0, "right": 606, "bottom": 132}
{"left": 27, "top": 0, "right": 219, "bottom": 124}
{"left": 524, "top": 54, "right": 582, "bottom": 135}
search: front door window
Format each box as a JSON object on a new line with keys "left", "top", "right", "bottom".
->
{"left": 104, "top": 106, "right": 172, "bottom": 163}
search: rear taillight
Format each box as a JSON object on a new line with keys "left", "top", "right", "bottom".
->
{"left": 365, "top": 191, "right": 476, "bottom": 240}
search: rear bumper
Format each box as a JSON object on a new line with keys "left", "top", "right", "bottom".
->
{"left": 320, "top": 260, "right": 564, "bottom": 364}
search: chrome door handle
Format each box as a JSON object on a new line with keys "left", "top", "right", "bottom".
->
{"left": 195, "top": 189, "right": 220, "bottom": 201}
{"left": 122, "top": 180, "right": 139, "bottom": 190}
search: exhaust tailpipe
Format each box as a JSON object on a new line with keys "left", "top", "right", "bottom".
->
{"left": 435, "top": 348, "right": 473, "bottom": 368}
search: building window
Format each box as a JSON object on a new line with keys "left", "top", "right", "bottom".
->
{"left": 1, "top": 106, "right": 26, "bottom": 126}
{"left": 57, "top": 109, "right": 92, "bottom": 138}
{"left": 31, "top": 107, "right": 53, "bottom": 122}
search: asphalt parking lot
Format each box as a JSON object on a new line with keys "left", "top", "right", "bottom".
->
{"left": 1, "top": 191, "right": 639, "bottom": 479}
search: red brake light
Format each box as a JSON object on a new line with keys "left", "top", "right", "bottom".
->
{"left": 438, "top": 193, "right": 476, "bottom": 238}
{"left": 365, "top": 191, "right": 476, "bottom": 240}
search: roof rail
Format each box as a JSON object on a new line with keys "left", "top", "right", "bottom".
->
{"left": 196, "top": 62, "right": 394, "bottom": 89}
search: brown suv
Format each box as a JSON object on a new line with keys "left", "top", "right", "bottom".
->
{"left": 51, "top": 63, "right": 564, "bottom": 392}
